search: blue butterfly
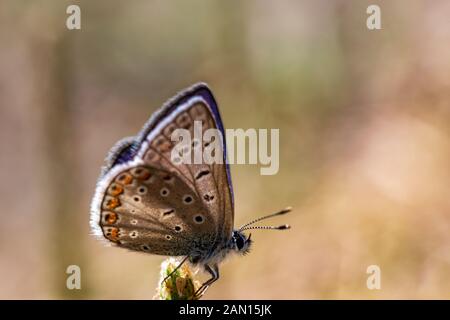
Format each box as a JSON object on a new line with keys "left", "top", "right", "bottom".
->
{"left": 90, "top": 83, "right": 291, "bottom": 297}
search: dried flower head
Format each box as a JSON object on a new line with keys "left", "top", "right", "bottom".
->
{"left": 155, "top": 258, "right": 201, "bottom": 300}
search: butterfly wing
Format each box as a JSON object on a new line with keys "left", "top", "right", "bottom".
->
{"left": 90, "top": 83, "right": 234, "bottom": 256}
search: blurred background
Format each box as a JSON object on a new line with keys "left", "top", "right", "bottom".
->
{"left": 0, "top": 0, "right": 449, "bottom": 299}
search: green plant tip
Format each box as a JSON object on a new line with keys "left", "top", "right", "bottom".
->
{"left": 155, "top": 258, "right": 201, "bottom": 300}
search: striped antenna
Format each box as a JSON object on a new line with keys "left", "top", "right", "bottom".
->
{"left": 239, "top": 207, "right": 292, "bottom": 231}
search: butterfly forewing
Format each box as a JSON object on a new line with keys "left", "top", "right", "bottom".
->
{"left": 142, "top": 103, "right": 224, "bottom": 223}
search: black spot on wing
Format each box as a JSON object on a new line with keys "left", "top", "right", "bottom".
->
{"left": 195, "top": 170, "right": 210, "bottom": 180}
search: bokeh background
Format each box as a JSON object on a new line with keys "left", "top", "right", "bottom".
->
{"left": 0, "top": 0, "right": 449, "bottom": 299}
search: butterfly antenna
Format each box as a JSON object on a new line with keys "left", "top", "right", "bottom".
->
{"left": 240, "top": 224, "right": 291, "bottom": 231}
{"left": 239, "top": 207, "right": 292, "bottom": 231}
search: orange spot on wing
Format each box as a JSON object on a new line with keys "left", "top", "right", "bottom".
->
{"left": 116, "top": 173, "right": 133, "bottom": 185}
{"left": 104, "top": 212, "right": 118, "bottom": 224}
{"left": 104, "top": 197, "right": 120, "bottom": 209}
{"left": 131, "top": 167, "right": 151, "bottom": 180}
{"left": 108, "top": 184, "right": 123, "bottom": 196}
{"left": 105, "top": 227, "right": 120, "bottom": 242}
{"left": 139, "top": 171, "right": 151, "bottom": 180}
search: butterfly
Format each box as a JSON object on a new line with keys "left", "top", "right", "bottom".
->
{"left": 90, "top": 83, "right": 291, "bottom": 297}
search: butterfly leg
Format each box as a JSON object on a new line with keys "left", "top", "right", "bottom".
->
{"left": 194, "top": 264, "right": 219, "bottom": 298}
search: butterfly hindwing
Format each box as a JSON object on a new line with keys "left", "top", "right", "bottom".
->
{"left": 90, "top": 83, "right": 234, "bottom": 256}
{"left": 99, "top": 165, "right": 216, "bottom": 255}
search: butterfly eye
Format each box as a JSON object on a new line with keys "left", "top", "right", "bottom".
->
{"left": 235, "top": 235, "right": 245, "bottom": 250}
{"left": 174, "top": 225, "right": 183, "bottom": 232}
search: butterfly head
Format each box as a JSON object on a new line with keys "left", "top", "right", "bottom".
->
{"left": 231, "top": 230, "right": 252, "bottom": 255}
{"left": 230, "top": 207, "right": 292, "bottom": 255}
